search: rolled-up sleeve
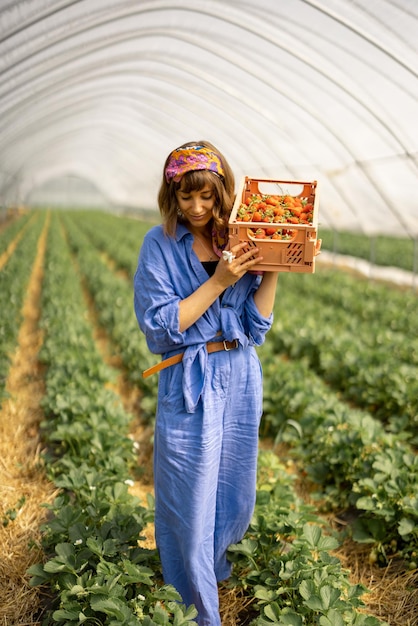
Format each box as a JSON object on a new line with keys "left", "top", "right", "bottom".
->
{"left": 134, "top": 224, "right": 274, "bottom": 356}
{"left": 243, "top": 291, "right": 273, "bottom": 346}
{"left": 134, "top": 231, "right": 185, "bottom": 354}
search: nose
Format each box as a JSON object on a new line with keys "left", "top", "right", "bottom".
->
{"left": 190, "top": 197, "right": 206, "bottom": 213}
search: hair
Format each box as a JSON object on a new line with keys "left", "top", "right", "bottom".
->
{"left": 158, "top": 140, "right": 235, "bottom": 236}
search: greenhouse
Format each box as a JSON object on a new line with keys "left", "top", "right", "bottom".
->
{"left": 1, "top": 1, "right": 417, "bottom": 233}
{"left": 0, "top": 2, "right": 417, "bottom": 626}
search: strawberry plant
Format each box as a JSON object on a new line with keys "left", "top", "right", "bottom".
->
{"left": 29, "top": 213, "right": 197, "bottom": 625}
{"left": 66, "top": 209, "right": 150, "bottom": 279}
{"left": 0, "top": 212, "right": 45, "bottom": 405}
{"left": 259, "top": 347, "right": 418, "bottom": 566}
{"left": 228, "top": 452, "right": 386, "bottom": 625}
{"left": 265, "top": 269, "right": 418, "bottom": 441}
{"left": 60, "top": 212, "right": 158, "bottom": 421}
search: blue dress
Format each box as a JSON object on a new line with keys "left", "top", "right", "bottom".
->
{"left": 134, "top": 223, "right": 273, "bottom": 625}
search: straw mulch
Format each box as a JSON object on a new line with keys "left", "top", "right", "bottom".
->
{"left": 333, "top": 539, "right": 418, "bottom": 626}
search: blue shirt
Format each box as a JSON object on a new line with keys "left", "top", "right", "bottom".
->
{"left": 134, "top": 223, "right": 273, "bottom": 411}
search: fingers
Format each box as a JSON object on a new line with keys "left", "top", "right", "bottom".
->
{"left": 233, "top": 242, "right": 260, "bottom": 264}
{"left": 225, "top": 242, "right": 262, "bottom": 271}
{"left": 215, "top": 242, "right": 262, "bottom": 287}
{"left": 233, "top": 241, "right": 258, "bottom": 256}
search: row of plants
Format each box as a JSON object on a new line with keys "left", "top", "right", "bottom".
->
{"left": 29, "top": 213, "right": 198, "bottom": 625}
{"left": 319, "top": 228, "right": 417, "bottom": 274}
{"left": 61, "top": 211, "right": 418, "bottom": 441}
{"left": 263, "top": 270, "right": 418, "bottom": 441}
{"left": 21, "top": 211, "right": 386, "bottom": 625}
{"left": 258, "top": 347, "right": 418, "bottom": 568}
{"left": 288, "top": 265, "right": 417, "bottom": 336}
{"left": 58, "top": 211, "right": 158, "bottom": 421}
{"left": 0, "top": 209, "right": 33, "bottom": 254}
{"left": 65, "top": 209, "right": 150, "bottom": 279}
{"left": 55, "top": 210, "right": 418, "bottom": 343}
{"left": 49, "top": 211, "right": 418, "bottom": 566}
{"left": 37, "top": 212, "right": 386, "bottom": 626}
{"left": 48, "top": 210, "right": 418, "bottom": 275}
{"left": 0, "top": 211, "right": 45, "bottom": 404}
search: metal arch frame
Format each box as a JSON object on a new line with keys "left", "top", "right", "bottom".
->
{"left": 2, "top": 0, "right": 417, "bottom": 77}
{"left": 0, "top": 48, "right": 362, "bottom": 228}
{"left": 0, "top": 0, "right": 417, "bottom": 235}
{"left": 1, "top": 3, "right": 416, "bottom": 151}
{"left": 1, "top": 24, "right": 412, "bottom": 233}
{"left": 300, "top": 0, "right": 418, "bottom": 79}
{"left": 0, "top": 82, "right": 284, "bottom": 208}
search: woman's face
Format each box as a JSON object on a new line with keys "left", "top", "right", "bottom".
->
{"left": 176, "top": 183, "right": 215, "bottom": 230}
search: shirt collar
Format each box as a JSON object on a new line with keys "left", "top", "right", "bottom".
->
{"left": 175, "top": 222, "right": 192, "bottom": 243}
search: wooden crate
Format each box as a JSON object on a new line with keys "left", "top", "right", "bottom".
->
{"left": 228, "top": 177, "right": 320, "bottom": 273}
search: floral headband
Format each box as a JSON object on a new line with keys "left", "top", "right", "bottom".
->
{"left": 164, "top": 145, "right": 225, "bottom": 183}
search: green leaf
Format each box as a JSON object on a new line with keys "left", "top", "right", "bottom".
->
{"left": 302, "top": 523, "right": 322, "bottom": 548}
{"left": 304, "top": 594, "right": 324, "bottom": 611}
{"left": 300, "top": 523, "right": 339, "bottom": 552}
{"left": 279, "top": 615, "right": 303, "bottom": 626}
{"left": 320, "top": 585, "right": 341, "bottom": 610}
{"left": 121, "top": 560, "right": 154, "bottom": 585}
{"left": 264, "top": 602, "right": 281, "bottom": 621}
{"left": 355, "top": 496, "right": 376, "bottom": 511}
{"left": 27, "top": 563, "right": 51, "bottom": 586}
{"left": 319, "top": 608, "right": 345, "bottom": 626}
{"left": 353, "top": 517, "right": 387, "bottom": 542}
{"left": 254, "top": 586, "right": 281, "bottom": 602}
{"left": 228, "top": 537, "right": 258, "bottom": 558}
{"left": 151, "top": 584, "right": 183, "bottom": 603}
{"left": 85, "top": 536, "right": 104, "bottom": 556}
{"left": 89, "top": 596, "right": 128, "bottom": 620}
{"left": 398, "top": 517, "right": 415, "bottom": 537}
{"left": 52, "top": 608, "right": 80, "bottom": 620}
{"left": 150, "top": 602, "right": 170, "bottom": 625}
{"left": 299, "top": 579, "right": 314, "bottom": 601}
{"left": 317, "top": 534, "right": 339, "bottom": 551}
{"left": 351, "top": 520, "right": 376, "bottom": 543}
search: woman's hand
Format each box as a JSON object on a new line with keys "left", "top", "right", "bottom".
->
{"left": 178, "top": 242, "right": 266, "bottom": 332}
{"left": 212, "top": 242, "right": 262, "bottom": 289}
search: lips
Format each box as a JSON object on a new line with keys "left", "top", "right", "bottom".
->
{"left": 188, "top": 213, "right": 211, "bottom": 223}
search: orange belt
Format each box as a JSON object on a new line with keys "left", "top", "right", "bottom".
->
{"left": 142, "top": 339, "right": 239, "bottom": 378}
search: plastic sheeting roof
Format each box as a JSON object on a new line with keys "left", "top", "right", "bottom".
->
{"left": 0, "top": 0, "right": 417, "bottom": 236}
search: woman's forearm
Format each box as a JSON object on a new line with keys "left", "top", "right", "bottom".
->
{"left": 253, "top": 272, "right": 279, "bottom": 318}
{"left": 179, "top": 271, "right": 279, "bottom": 332}
{"left": 178, "top": 276, "right": 225, "bottom": 332}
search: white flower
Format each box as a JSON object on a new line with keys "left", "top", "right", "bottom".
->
{"left": 124, "top": 479, "right": 135, "bottom": 487}
{"left": 74, "top": 539, "right": 83, "bottom": 545}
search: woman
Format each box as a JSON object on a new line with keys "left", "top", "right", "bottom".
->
{"left": 134, "top": 140, "right": 279, "bottom": 625}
